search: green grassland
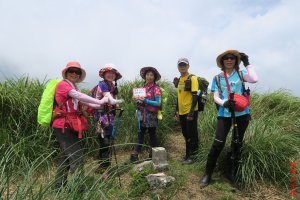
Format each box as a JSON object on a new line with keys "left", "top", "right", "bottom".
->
{"left": 0, "top": 77, "right": 299, "bottom": 199}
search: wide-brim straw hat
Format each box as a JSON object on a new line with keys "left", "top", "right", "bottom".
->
{"left": 62, "top": 61, "right": 86, "bottom": 82}
{"left": 140, "top": 66, "right": 161, "bottom": 81}
{"left": 99, "top": 63, "right": 122, "bottom": 80}
{"left": 216, "top": 49, "right": 241, "bottom": 68}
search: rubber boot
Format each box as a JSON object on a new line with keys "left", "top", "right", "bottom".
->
{"left": 199, "top": 154, "right": 216, "bottom": 188}
{"left": 125, "top": 152, "right": 139, "bottom": 164}
{"left": 95, "top": 165, "right": 107, "bottom": 174}
{"left": 199, "top": 173, "right": 212, "bottom": 188}
{"left": 148, "top": 148, "right": 152, "bottom": 159}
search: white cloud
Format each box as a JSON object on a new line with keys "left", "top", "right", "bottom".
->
{"left": 0, "top": 0, "right": 299, "bottom": 96}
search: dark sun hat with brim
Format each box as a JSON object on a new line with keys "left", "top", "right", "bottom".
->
{"left": 140, "top": 66, "right": 161, "bottom": 81}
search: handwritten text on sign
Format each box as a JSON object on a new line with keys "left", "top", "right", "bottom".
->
{"left": 133, "top": 88, "right": 146, "bottom": 98}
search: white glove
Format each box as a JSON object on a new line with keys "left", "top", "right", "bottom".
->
{"left": 99, "top": 96, "right": 109, "bottom": 104}
{"left": 104, "top": 93, "right": 125, "bottom": 105}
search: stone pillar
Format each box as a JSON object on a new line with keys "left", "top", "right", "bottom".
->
{"left": 152, "top": 147, "right": 168, "bottom": 170}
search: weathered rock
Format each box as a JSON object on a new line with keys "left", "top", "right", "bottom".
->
{"left": 152, "top": 147, "right": 169, "bottom": 170}
{"left": 133, "top": 160, "right": 153, "bottom": 172}
{"left": 146, "top": 173, "right": 175, "bottom": 189}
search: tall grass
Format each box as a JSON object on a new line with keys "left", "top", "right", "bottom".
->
{"left": 0, "top": 77, "right": 299, "bottom": 199}
{"left": 0, "top": 77, "right": 56, "bottom": 167}
{"left": 0, "top": 77, "right": 177, "bottom": 199}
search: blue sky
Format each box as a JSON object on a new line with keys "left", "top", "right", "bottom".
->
{"left": 0, "top": 0, "right": 299, "bottom": 96}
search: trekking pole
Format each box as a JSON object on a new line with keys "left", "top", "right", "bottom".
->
{"left": 229, "top": 93, "right": 240, "bottom": 185}
{"left": 137, "top": 108, "right": 141, "bottom": 136}
{"left": 111, "top": 108, "right": 124, "bottom": 187}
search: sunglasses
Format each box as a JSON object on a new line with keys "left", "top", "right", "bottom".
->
{"left": 223, "top": 55, "right": 236, "bottom": 60}
{"left": 67, "top": 68, "right": 82, "bottom": 75}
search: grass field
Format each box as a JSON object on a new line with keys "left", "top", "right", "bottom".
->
{"left": 0, "top": 77, "right": 299, "bottom": 199}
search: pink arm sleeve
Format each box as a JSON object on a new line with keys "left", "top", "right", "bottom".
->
{"left": 68, "top": 89, "right": 108, "bottom": 105}
{"left": 81, "top": 102, "right": 102, "bottom": 109}
{"left": 243, "top": 65, "right": 258, "bottom": 83}
{"left": 214, "top": 91, "right": 225, "bottom": 106}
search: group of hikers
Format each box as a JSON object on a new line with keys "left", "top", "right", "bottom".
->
{"left": 50, "top": 49, "right": 258, "bottom": 191}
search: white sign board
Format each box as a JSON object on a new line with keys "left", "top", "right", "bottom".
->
{"left": 132, "top": 88, "right": 146, "bottom": 98}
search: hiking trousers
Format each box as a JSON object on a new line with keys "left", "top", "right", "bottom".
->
{"left": 53, "top": 128, "right": 84, "bottom": 188}
{"left": 205, "top": 114, "right": 250, "bottom": 175}
{"left": 98, "top": 126, "right": 113, "bottom": 169}
{"left": 134, "top": 126, "right": 158, "bottom": 153}
{"left": 179, "top": 112, "right": 199, "bottom": 159}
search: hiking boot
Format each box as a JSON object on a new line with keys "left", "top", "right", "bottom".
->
{"left": 124, "top": 153, "right": 139, "bottom": 165}
{"left": 53, "top": 185, "right": 64, "bottom": 193}
{"left": 53, "top": 180, "right": 68, "bottom": 193}
{"left": 179, "top": 156, "right": 187, "bottom": 162}
{"left": 148, "top": 150, "right": 152, "bottom": 159}
{"left": 95, "top": 165, "right": 108, "bottom": 174}
{"left": 199, "top": 174, "right": 212, "bottom": 188}
{"left": 101, "top": 172, "right": 110, "bottom": 181}
{"left": 181, "top": 157, "right": 194, "bottom": 165}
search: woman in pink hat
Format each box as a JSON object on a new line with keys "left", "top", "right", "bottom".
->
{"left": 127, "top": 66, "right": 162, "bottom": 163}
{"left": 88, "top": 63, "right": 124, "bottom": 175}
{"left": 52, "top": 61, "right": 113, "bottom": 191}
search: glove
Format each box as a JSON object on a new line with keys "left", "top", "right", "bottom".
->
{"left": 223, "top": 99, "right": 235, "bottom": 111}
{"left": 174, "top": 111, "right": 179, "bottom": 120}
{"left": 110, "top": 99, "right": 124, "bottom": 105}
{"left": 99, "top": 96, "right": 109, "bottom": 104}
{"left": 116, "top": 99, "right": 124, "bottom": 104}
{"left": 240, "top": 52, "right": 250, "bottom": 67}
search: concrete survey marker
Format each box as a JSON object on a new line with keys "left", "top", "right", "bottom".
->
{"left": 152, "top": 147, "right": 169, "bottom": 170}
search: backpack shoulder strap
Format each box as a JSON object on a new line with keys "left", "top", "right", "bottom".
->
{"left": 88, "top": 85, "right": 99, "bottom": 98}
{"left": 54, "top": 80, "right": 72, "bottom": 109}
{"left": 215, "top": 74, "right": 222, "bottom": 97}
{"left": 237, "top": 70, "right": 246, "bottom": 91}
{"left": 187, "top": 74, "right": 195, "bottom": 80}
{"left": 187, "top": 74, "right": 197, "bottom": 92}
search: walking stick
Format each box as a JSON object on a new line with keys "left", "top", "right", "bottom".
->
{"left": 136, "top": 102, "right": 142, "bottom": 137}
{"left": 229, "top": 93, "right": 241, "bottom": 185}
{"left": 111, "top": 108, "right": 124, "bottom": 187}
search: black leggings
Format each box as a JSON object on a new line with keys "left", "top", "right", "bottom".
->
{"left": 205, "top": 114, "right": 250, "bottom": 174}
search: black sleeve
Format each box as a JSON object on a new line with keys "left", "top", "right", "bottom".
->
{"left": 188, "top": 92, "right": 198, "bottom": 115}
{"left": 175, "top": 97, "right": 179, "bottom": 114}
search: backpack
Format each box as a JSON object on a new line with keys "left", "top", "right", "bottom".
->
{"left": 37, "top": 79, "right": 61, "bottom": 126}
{"left": 173, "top": 74, "right": 209, "bottom": 112}
{"left": 215, "top": 71, "right": 250, "bottom": 110}
{"left": 157, "top": 86, "right": 169, "bottom": 120}
{"left": 38, "top": 79, "right": 89, "bottom": 138}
